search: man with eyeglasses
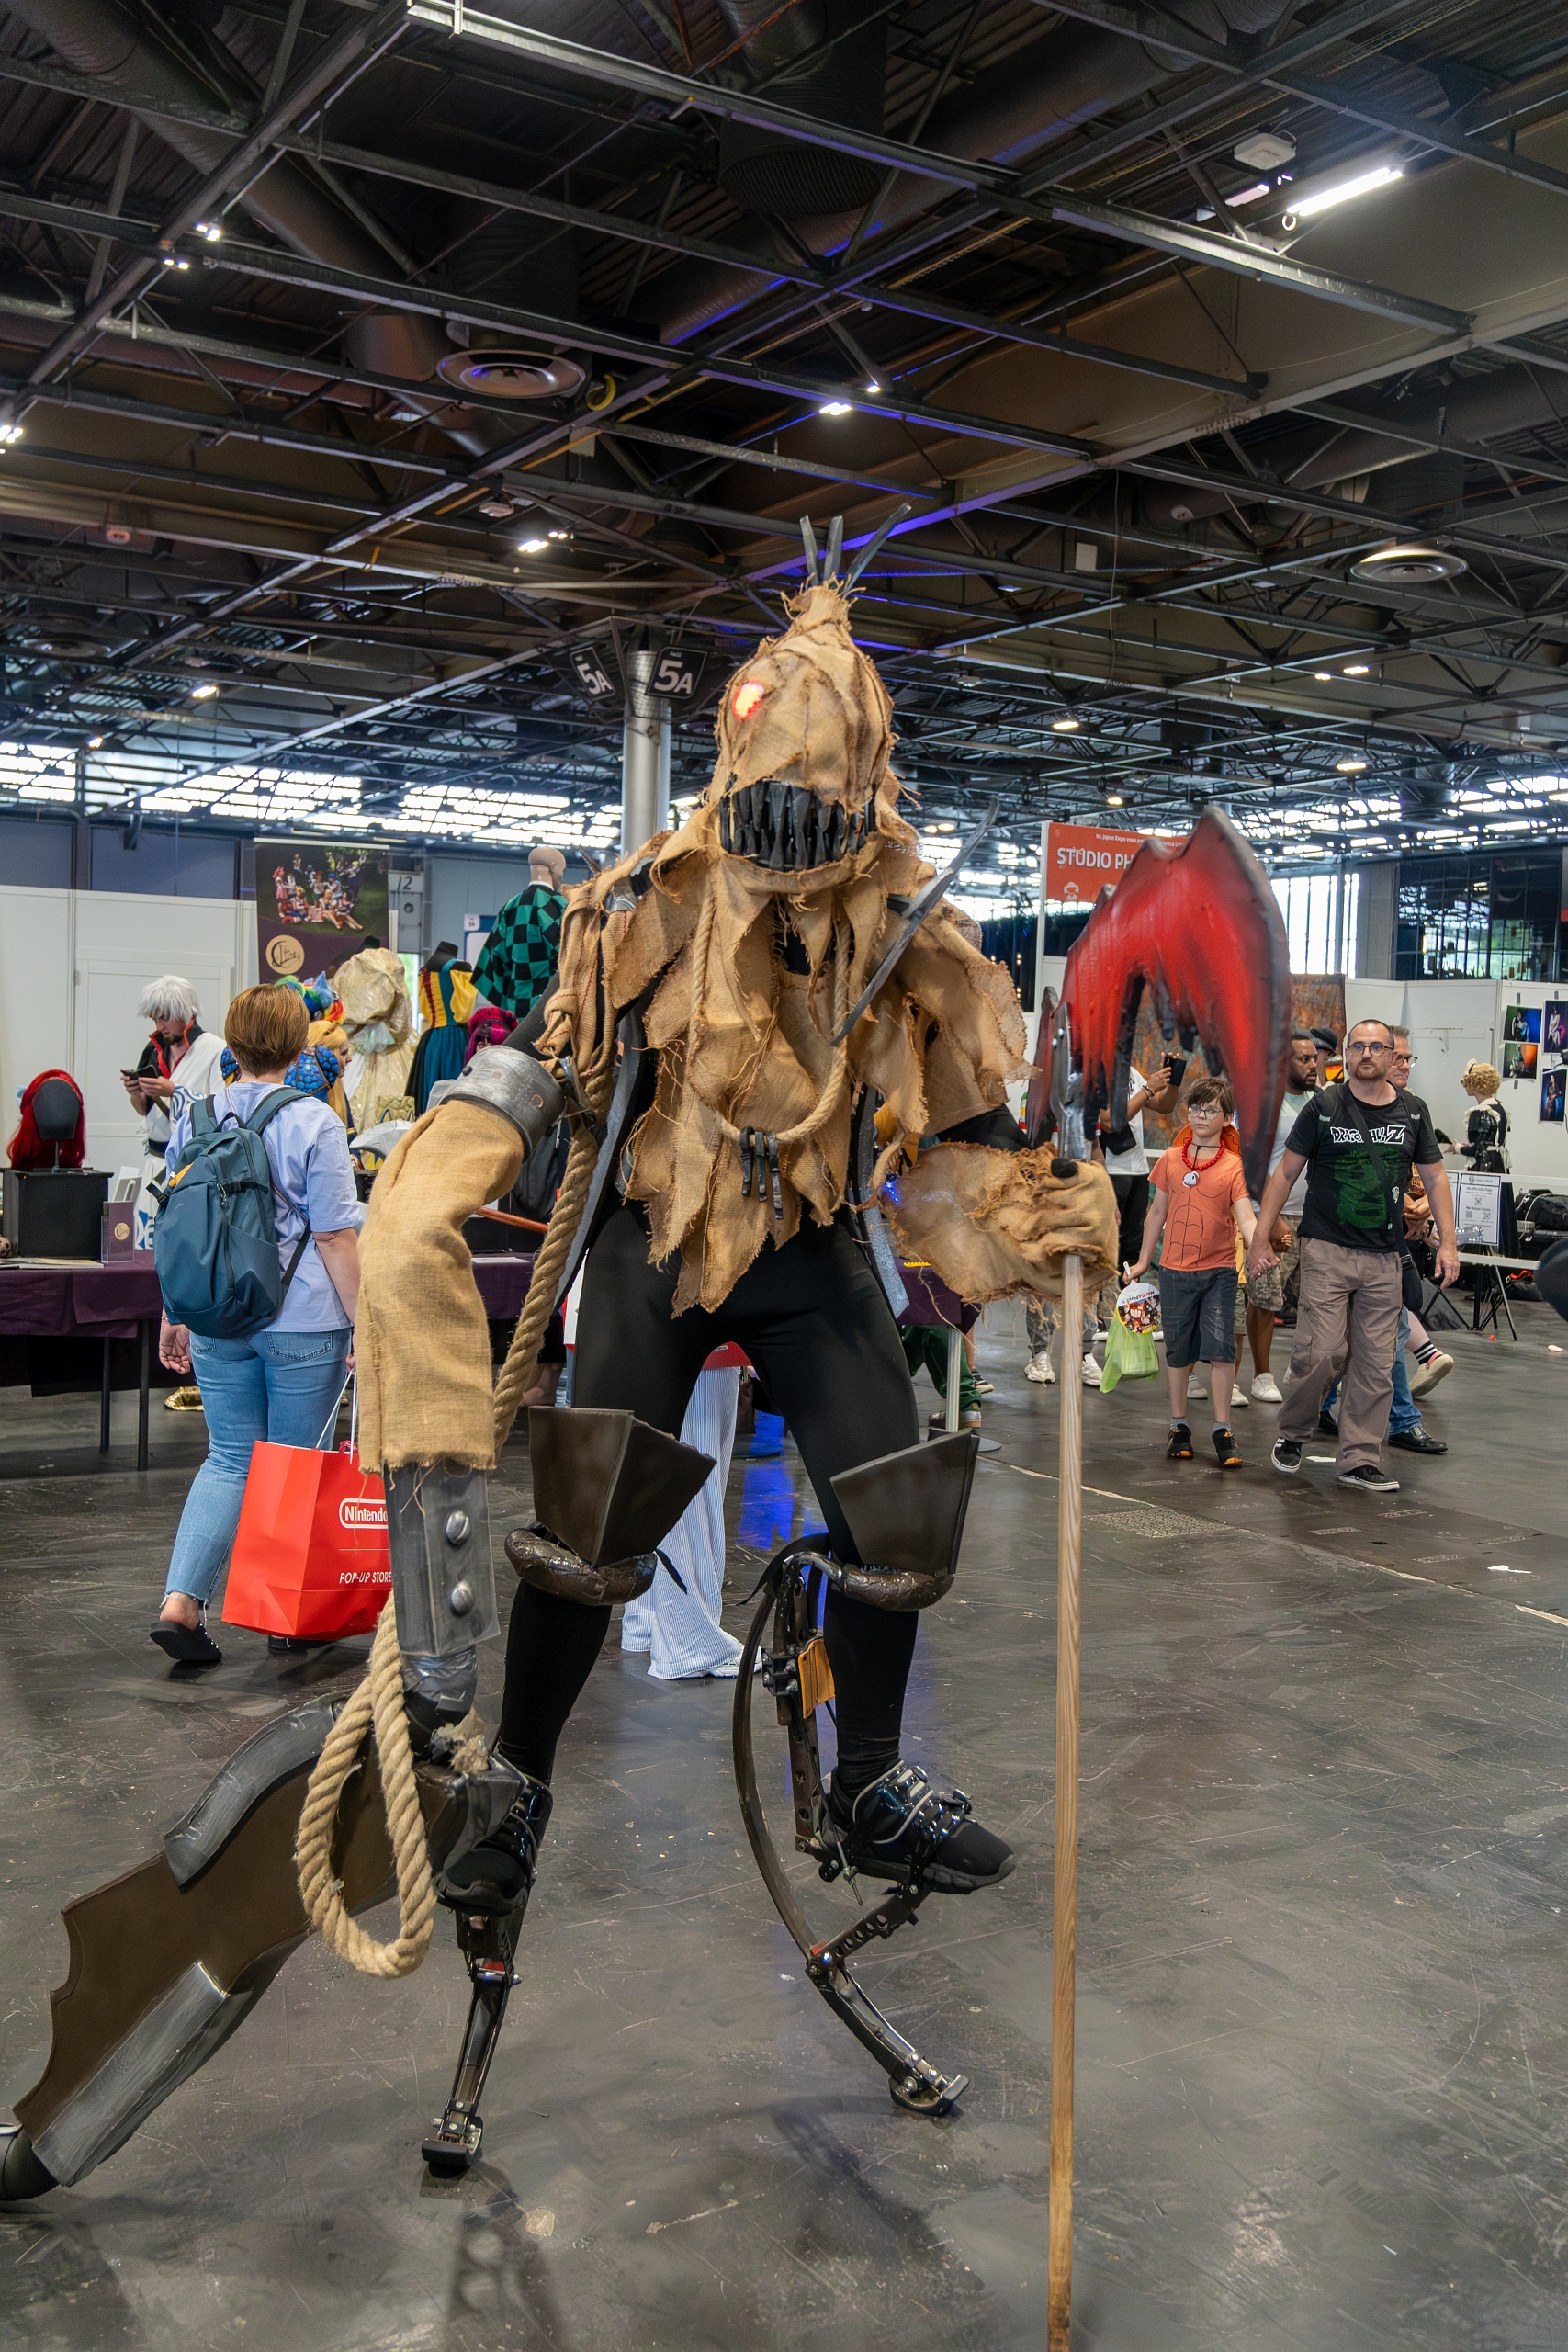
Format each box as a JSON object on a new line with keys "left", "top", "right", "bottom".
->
{"left": 1249, "top": 1018, "right": 1459, "bottom": 1493}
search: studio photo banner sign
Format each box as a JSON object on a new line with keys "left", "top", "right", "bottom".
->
{"left": 1043, "top": 822, "right": 1154, "bottom": 903}
{"left": 256, "top": 839, "right": 389, "bottom": 978}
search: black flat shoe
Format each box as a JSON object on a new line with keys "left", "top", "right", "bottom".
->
{"left": 438, "top": 1770, "right": 554, "bottom": 1917}
{"left": 150, "top": 1613, "right": 221, "bottom": 1668}
{"left": 828, "top": 1762, "right": 1014, "bottom": 1894}
{"left": 1166, "top": 1422, "right": 1193, "bottom": 1460}
{"left": 1388, "top": 1428, "right": 1447, "bottom": 1455}
{"left": 1213, "top": 1426, "right": 1243, "bottom": 1470}
{"left": 1317, "top": 1410, "right": 1339, "bottom": 1436}
{"left": 267, "top": 1634, "right": 333, "bottom": 1655}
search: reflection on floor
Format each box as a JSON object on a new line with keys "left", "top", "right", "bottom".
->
{"left": 2, "top": 1301, "right": 1567, "bottom": 2350}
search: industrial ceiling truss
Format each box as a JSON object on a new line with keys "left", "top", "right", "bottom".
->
{"left": 0, "top": 0, "right": 1565, "bottom": 889}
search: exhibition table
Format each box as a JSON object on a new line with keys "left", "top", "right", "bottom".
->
{"left": 0, "top": 1253, "right": 538, "bottom": 1473}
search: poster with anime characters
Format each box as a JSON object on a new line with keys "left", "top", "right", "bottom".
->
{"left": 256, "top": 839, "right": 389, "bottom": 978}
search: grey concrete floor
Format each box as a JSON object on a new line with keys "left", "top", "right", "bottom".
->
{"left": 2, "top": 1304, "right": 1567, "bottom": 2350}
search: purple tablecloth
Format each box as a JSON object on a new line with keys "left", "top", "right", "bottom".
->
{"left": 0, "top": 1262, "right": 164, "bottom": 1339}
{"left": 0, "top": 1255, "right": 536, "bottom": 1340}
{"left": 471, "top": 1254, "right": 538, "bottom": 1319}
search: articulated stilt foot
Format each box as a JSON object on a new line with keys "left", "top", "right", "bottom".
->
{"left": 423, "top": 1770, "right": 551, "bottom": 2174}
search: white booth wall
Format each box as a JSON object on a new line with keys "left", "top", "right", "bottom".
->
{"left": 0, "top": 885, "right": 255, "bottom": 1173}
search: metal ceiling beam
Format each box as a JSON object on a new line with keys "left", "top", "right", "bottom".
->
{"left": 400, "top": 4, "right": 1471, "bottom": 333}
{"left": 1019, "top": 0, "right": 1568, "bottom": 200}
{"left": 0, "top": 171, "right": 1260, "bottom": 404}
{"left": 187, "top": 234, "right": 1099, "bottom": 461}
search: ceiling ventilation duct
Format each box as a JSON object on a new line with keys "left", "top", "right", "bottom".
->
{"left": 715, "top": 2, "right": 887, "bottom": 218}
{"left": 5, "top": 0, "right": 508, "bottom": 450}
{"left": 434, "top": 208, "right": 585, "bottom": 400}
{"left": 651, "top": 0, "right": 1297, "bottom": 341}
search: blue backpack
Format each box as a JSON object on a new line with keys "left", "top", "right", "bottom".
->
{"left": 152, "top": 1090, "right": 311, "bottom": 1338}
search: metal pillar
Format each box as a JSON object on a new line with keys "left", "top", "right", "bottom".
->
{"left": 621, "top": 646, "right": 671, "bottom": 857}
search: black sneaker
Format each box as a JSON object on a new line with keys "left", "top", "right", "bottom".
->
{"left": 1213, "top": 1426, "right": 1242, "bottom": 1471}
{"left": 828, "top": 1763, "right": 1014, "bottom": 1894}
{"left": 149, "top": 1610, "right": 221, "bottom": 1667}
{"left": 1388, "top": 1428, "right": 1446, "bottom": 1455}
{"left": 437, "top": 1770, "right": 554, "bottom": 1916}
{"left": 1166, "top": 1422, "right": 1193, "bottom": 1460}
{"left": 1271, "top": 1438, "right": 1303, "bottom": 1476}
{"left": 1337, "top": 1464, "right": 1400, "bottom": 1494}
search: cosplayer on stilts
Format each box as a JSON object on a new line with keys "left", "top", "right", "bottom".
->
{"left": 2, "top": 516, "right": 1129, "bottom": 2198}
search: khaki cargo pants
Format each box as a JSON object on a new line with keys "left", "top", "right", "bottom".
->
{"left": 1277, "top": 1238, "right": 1403, "bottom": 1471}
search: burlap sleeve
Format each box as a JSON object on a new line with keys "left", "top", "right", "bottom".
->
{"left": 886, "top": 1143, "right": 1118, "bottom": 1306}
{"left": 355, "top": 1101, "right": 524, "bottom": 1472}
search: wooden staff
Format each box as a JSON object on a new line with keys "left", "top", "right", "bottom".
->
{"left": 1049, "top": 1247, "right": 1084, "bottom": 2351}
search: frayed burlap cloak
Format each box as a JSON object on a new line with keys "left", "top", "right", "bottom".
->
{"left": 537, "top": 582, "right": 1037, "bottom": 1314}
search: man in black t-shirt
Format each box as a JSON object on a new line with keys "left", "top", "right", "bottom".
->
{"left": 1249, "top": 1018, "right": 1458, "bottom": 1494}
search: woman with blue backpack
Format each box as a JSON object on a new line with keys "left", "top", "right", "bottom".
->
{"left": 150, "top": 985, "right": 362, "bottom": 1668}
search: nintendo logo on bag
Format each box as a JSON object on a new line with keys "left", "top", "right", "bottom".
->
{"left": 338, "top": 1498, "right": 387, "bottom": 1530}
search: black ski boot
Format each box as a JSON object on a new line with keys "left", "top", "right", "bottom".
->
{"left": 827, "top": 1762, "right": 1015, "bottom": 1894}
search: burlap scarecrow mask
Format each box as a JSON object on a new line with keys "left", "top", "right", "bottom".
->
{"left": 711, "top": 582, "right": 901, "bottom": 869}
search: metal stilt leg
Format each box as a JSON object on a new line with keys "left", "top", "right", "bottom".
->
{"left": 421, "top": 1904, "right": 522, "bottom": 2175}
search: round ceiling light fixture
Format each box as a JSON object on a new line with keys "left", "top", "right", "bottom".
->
{"left": 435, "top": 348, "right": 587, "bottom": 400}
{"left": 1350, "top": 542, "right": 1468, "bottom": 584}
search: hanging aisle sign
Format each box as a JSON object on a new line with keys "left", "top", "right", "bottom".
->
{"left": 256, "top": 839, "right": 389, "bottom": 978}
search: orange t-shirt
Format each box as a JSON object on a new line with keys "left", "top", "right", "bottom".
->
{"left": 1152, "top": 1143, "right": 1250, "bottom": 1271}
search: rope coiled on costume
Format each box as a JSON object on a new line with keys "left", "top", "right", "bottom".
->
{"left": 706, "top": 910, "right": 856, "bottom": 1160}
{"left": 293, "top": 1039, "right": 615, "bottom": 1979}
{"left": 490, "top": 1041, "right": 617, "bottom": 1452}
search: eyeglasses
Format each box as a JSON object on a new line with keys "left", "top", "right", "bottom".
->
{"left": 1348, "top": 1038, "right": 1393, "bottom": 1053}
{"left": 1392, "top": 1052, "right": 1416, "bottom": 1066}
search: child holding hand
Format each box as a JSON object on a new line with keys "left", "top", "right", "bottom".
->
{"left": 1127, "top": 1076, "right": 1258, "bottom": 1469}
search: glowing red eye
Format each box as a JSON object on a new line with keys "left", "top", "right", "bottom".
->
{"left": 732, "top": 679, "right": 766, "bottom": 720}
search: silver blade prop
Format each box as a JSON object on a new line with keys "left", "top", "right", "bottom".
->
{"left": 831, "top": 796, "right": 999, "bottom": 1045}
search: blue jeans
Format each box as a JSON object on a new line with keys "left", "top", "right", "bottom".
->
{"left": 1324, "top": 1306, "right": 1419, "bottom": 1437}
{"left": 164, "top": 1325, "right": 352, "bottom": 1606}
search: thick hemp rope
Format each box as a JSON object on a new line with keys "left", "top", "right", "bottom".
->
{"left": 294, "top": 1043, "right": 617, "bottom": 1978}
{"left": 490, "top": 1043, "right": 618, "bottom": 1452}
{"left": 295, "top": 1598, "right": 437, "bottom": 1978}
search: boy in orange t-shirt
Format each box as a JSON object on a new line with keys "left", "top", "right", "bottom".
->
{"left": 1128, "top": 1076, "right": 1258, "bottom": 1470}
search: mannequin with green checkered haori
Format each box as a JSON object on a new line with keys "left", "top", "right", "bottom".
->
{"left": 472, "top": 884, "right": 564, "bottom": 1018}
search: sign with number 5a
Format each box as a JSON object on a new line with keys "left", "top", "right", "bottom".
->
{"left": 649, "top": 646, "right": 707, "bottom": 701}
{"left": 569, "top": 644, "right": 615, "bottom": 698}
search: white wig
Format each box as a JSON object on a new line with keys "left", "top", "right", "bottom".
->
{"left": 136, "top": 974, "right": 203, "bottom": 1023}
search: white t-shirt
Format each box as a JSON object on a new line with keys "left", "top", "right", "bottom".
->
{"left": 1101, "top": 1068, "right": 1149, "bottom": 1178}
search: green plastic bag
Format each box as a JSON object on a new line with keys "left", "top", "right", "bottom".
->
{"left": 1100, "top": 1288, "right": 1160, "bottom": 1393}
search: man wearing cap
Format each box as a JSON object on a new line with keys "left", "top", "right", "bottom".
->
{"left": 473, "top": 845, "right": 567, "bottom": 1019}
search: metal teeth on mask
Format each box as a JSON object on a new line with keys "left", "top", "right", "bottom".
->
{"left": 766, "top": 780, "right": 789, "bottom": 869}
{"left": 790, "top": 786, "right": 817, "bottom": 865}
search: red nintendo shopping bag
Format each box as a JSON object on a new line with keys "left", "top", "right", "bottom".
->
{"left": 222, "top": 1385, "right": 389, "bottom": 1638}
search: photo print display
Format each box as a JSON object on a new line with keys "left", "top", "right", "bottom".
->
{"left": 1545, "top": 1001, "right": 1568, "bottom": 1056}
{"left": 1543, "top": 1066, "right": 1567, "bottom": 1125}
{"left": 1503, "top": 1039, "right": 1539, "bottom": 1080}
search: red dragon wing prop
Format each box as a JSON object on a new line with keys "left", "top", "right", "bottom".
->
{"left": 1058, "top": 808, "right": 1292, "bottom": 1199}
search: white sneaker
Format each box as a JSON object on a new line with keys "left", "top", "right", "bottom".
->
{"left": 1025, "top": 1352, "right": 1055, "bottom": 1385}
{"left": 1081, "top": 1352, "right": 1102, "bottom": 1387}
{"left": 1231, "top": 1385, "right": 1250, "bottom": 1408}
{"left": 1249, "top": 1371, "right": 1283, "bottom": 1404}
{"left": 1407, "top": 1351, "right": 1453, "bottom": 1396}
{"left": 1187, "top": 1374, "right": 1206, "bottom": 1400}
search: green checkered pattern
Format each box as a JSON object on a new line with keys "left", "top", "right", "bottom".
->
{"left": 472, "top": 885, "right": 563, "bottom": 1015}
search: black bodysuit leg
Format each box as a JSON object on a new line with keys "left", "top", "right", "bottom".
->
{"left": 494, "top": 1208, "right": 711, "bottom": 1780}
{"left": 726, "top": 1216, "right": 920, "bottom": 1792}
{"left": 497, "top": 1204, "right": 925, "bottom": 1792}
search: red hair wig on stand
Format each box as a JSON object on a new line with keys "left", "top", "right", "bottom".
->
{"left": 7, "top": 1069, "right": 85, "bottom": 1170}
